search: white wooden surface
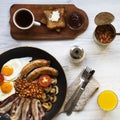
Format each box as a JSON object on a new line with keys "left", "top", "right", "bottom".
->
{"left": 0, "top": 0, "right": 120, "bottom": 120}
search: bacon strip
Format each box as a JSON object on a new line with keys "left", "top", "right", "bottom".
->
{"left": 10, "top": 97, "right": 25, "bottom": 120}
{"left": 32, "top": 99, "right": 45, "bottom": 120}
{"left": 22, "top": 98, "right": 33, "bottom": 120}
{"left": 0, "top": 94, "right": 18, "bottom": 114}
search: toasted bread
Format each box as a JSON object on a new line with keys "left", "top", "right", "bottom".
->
{"left": 40, "top": 17, "right": 47, "bottom": 25}
{"left": 43, "top": 8, "right": 65, "bottom": 30}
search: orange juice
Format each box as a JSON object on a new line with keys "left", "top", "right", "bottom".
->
{"left": 97, "top": 90, "right": 118, "bottom": 111}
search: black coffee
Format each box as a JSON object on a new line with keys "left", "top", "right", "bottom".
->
{"left": 15, "top": 10, "right": 33, "bottom": 27}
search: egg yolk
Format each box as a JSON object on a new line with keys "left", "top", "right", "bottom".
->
{"left": 1, "top": 65, "right": 13, "bottom": 76}
{"left": 1, "top": 82, "right": 13, "bottom": 94}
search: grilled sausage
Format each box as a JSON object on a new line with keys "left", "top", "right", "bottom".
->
{"left": 26, "top": 67, "right": 58, "bottom": 82}
{"left": 20, "top": 59, "right": 50, "bottom": 78}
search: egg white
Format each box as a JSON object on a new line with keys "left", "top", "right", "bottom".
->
{"left": 2, "top": 57, "right": 32, "bottom": 81}
{"left": 0, "top": 82, "right": 15, "bottom": 102}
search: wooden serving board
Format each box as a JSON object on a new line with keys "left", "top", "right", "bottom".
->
{"left": 9, "top": 4, "right": 89, "bottom": 40}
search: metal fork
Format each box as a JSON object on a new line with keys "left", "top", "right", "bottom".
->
{"left": 64, "top": 67, "right": 95, "bottom": 115}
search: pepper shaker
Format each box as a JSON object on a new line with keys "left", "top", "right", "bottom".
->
{"left": 70, "top": 45, "right": 85, "bottom": 63}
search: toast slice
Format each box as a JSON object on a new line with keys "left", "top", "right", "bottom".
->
{"left": 43, "top": 8, "right": 66, "bottom": 30}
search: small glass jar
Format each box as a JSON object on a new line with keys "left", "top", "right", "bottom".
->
{"left": 70, "top": 45, "right": 85, "bottom": 63}
{"left": 67, "top": 12, "right": 84, "bottom": 30}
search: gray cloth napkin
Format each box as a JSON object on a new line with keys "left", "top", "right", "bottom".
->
{"left": 58, "top": 72, "right": 100, "bottom": 113}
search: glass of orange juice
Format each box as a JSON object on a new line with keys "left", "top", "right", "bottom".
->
{"left": 97, "top": 90, "right": 118, "bottom": 111}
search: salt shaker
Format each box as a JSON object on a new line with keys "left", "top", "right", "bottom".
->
{"left": 70, "top": 45, "right": 85, "bottom": 63}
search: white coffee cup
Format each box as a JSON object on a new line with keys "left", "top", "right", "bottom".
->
{"left": 13, "top": 8, "right": 41, "bottom": 30}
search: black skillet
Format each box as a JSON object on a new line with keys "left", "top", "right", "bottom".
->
{"left": 0, "top": 46, "right": 67, "bottom": 120}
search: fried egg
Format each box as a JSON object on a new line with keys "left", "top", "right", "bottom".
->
{"left": 1, "top": 57, "right": 32, "bottom": 81}
{"left": 0, "top": 81, "right": 15, "bottom": 101}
